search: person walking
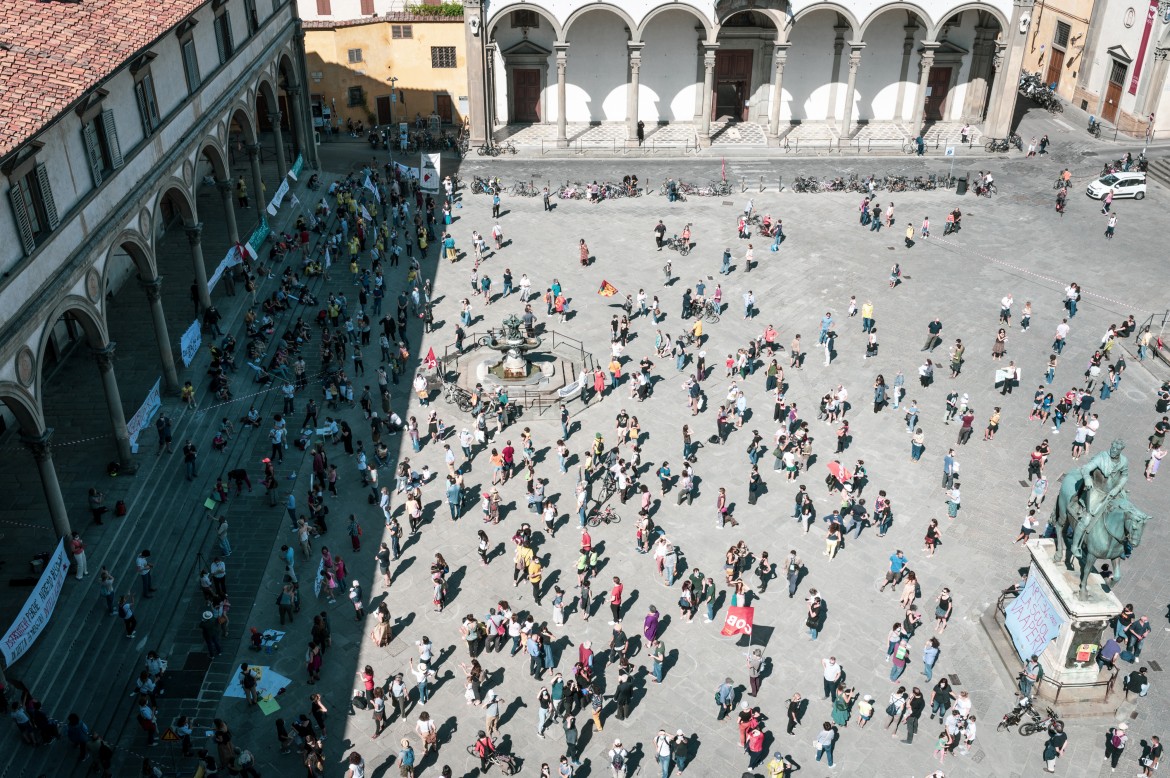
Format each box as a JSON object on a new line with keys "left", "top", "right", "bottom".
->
{"left": 1105, "top": 722, "right": 1129, "bottom": 771}
{"left": 1043, "top": 720, "right": 1068, "bottom": 772}
{"left": 814, "top": 722, "right": 836, "bottom": 767}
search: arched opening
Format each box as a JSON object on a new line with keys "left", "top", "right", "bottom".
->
{"left": 488, "top": 7, "right": 563, "bottom": 125}
{"left": 854, "top": 8, "right": 932, "bottom": 124}
{"left": 152, "top": 185, "right": 210, "bottom": 345}
{"left": 785, "top": 7, "right": 858, "bottom": 123}
{"left": 637, "top": 7, "right": 711, "bottom": 124}
{"left": 713, "top": 11, "right": 780, "bottom": 126}
{"left": 562, "top": 7, "right": 635, "bottom": 122}
{"left": 277, "top": 54, "right": 307, "bottom": 161}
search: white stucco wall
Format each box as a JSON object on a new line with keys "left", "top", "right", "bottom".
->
{"left": 639, "top": 10, "right": 701, "bottom": 121}
{"left": 784, "top": 9, "right": 839, "bottom": 121}
{"left": 564, "top": 12, "right": 629, "bottom": 121}
{"left": 854, "top": 14, "right": 912, "bottom": 121}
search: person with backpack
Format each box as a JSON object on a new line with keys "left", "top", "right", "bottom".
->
{"left": 473, "top": 731, "right": 495, "bottom": 771}
{"left": 1105, "top": 722, "right": 1129, "bottom": 769}
{"left": 608, "top": 738, "right": 629, "bottom": 777}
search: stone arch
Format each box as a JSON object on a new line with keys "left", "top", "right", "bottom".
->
{"left": 928, "top": 4, "right": 1007, "bottom": 39}
{"left": 0, "top": 382, "right": 44, "bottom": 434}
{"left": 792, "top": 2, "right": 860, "bottom": 34}
{"left": 639, "top": 3, "right": 716, "bottom": 44}
{"left": 277, "top": 51, "right": 301, "bottom": 90}
{"left": 563, "top": 4, "right": 638, "bottom": 42}
{"left": 229, "top": 103, "right": 258, "bottom": 145}
{"left": 486, "top": 5, "right": 565, "bottom": 42}
{"left": 859, "top": 3, "right": 934, "bottom": 40}
{"left": 196, "top": 136, "right": 230, "bottom": 181}
{"left": 106, "top": 231, "right": 156, "bottom": 281}
{"left": 36, "top": 297, "right": 108, "bottom": 390}
{"left": 153, "top": 180, "right": 197, "bottom": 224}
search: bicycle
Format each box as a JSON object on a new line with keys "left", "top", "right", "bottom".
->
{"left": 1018, "top": 705, "right": 1060, "bottom": 736}
{"left": 476, "top": 143, "right": 500, "bottom": 157}
{"left": 1088, "top": 117, "right": 1104, "bottom": 138}
{"left": 466, "top": 743, "right": 518, "bottom": 774}
{"left": 587, "top": 505, "right": 622, "bottom": 527}
{"left": 665, "top": 235, "right": 691, "bottom": 256}
{"left": 442, "top": 381, "right": 473, "bottom": 412}
{"left": 693, "top": 299, "right": 720, "bottom": 324}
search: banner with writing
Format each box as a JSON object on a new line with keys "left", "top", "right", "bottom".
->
{"left": 1, "top": 540, "right": 70, "bottom": 665}
{"left": 126, "top": 378, "right": 162, "bottom": 454}
{"left": 180, "top": 320, "right": 202, "bottom": 367}
{"left": 1005, "top": 571, "right": 1063, "bottom": 661}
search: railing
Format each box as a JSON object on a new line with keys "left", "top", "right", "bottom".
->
{"left": 540, "top": 137, "right": 701, "bottom": 156}
{"left": 1134, "top": 311, "right": 1170, "bottom": 366}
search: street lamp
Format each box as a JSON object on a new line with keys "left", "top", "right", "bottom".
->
{"left": 388, "top": 75, "right": 399, "bottom": 125}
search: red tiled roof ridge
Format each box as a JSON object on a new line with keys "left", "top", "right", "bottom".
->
{"left": 304, "top": 11, "right": 463, "bottom": 29}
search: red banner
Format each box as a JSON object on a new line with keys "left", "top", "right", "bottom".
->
{"left": 1130, "top": 0, "right": 1159, "bottom": 95}
{"left": 424, "top": 347, "right": 437, "bottom": 370}
{"left": 720, "top": 606, "right": 755, "bottom": 636}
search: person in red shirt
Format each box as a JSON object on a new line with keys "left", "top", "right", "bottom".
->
{"left": 609, "top": 577, "right": 624, "bottom": 624}
{"left": 746, "top": 727, "right": 767, "bottom": 769}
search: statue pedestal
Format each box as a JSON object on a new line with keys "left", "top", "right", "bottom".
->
{"left": 983, "top": 539, "right": 1122, "bottom": 712}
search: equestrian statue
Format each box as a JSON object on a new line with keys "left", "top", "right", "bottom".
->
{"left": 1050, "top": 439, "right": 1152, "bottom": 599}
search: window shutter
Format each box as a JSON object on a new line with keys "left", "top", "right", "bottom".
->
{"left": 360, "top": 0, "right": 373, "bottom": 14}
{"left": 135, "top": 84, "right": 151, "bottom": 136}
{"left": 8, "top": 185, "right": 35, "bottom": 255}
{"left": 225, "top": 14, "right": 234, "bottom": 54}
{"left": 316, "top": 0, "right": 330, "bottom": 14}
{"left": 36, "top": 163, "right": 59, "bottom": 231}
{"left": 102, "top": 110, "right": 124, "bottom": 169}
{"left": 82, "top": 121, "right": 103, "bottom": 187}
{"left": 216, "top": 18, "right": 227, "bottom": 62}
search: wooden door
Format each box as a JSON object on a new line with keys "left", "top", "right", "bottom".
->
{"left": 714, "top": 50, "right": 753, "bottom": 121}
{"left": 512, "top": 69, "right": 541, "bottom": 123}
{"left": 376, "top": 96, "right": 393, "bottom": 125}
{"left": 1102, "top": 60, "right": 1126, "bottom": 123}
{"left": 924, "top": 67, "right": 952, "bottom": 121}
{"left": 1045, "top": 49, "right": 1065, "bottom": 90}
{"left": 435, "top": 93, "right": 453, "bottom": 124}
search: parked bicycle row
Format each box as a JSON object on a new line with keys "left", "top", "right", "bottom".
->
{"left": 787, "top": 172, "right": 957, "bottom": 194}
{"left": 1018, "top": 71, "right": 1064, "bottom": 114}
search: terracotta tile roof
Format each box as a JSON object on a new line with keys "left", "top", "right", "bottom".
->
{"left": 304, "top": 12, "right": 462, "bottom": 29}
{"left": 0, "top": 0, "right": 207, "bottom": 158}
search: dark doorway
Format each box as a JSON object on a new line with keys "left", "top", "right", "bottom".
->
{"left": 376, "top": 95, "right": 393, "bottom": 125}
{"left": 436, "top": 93, "right": 453, "bottom": 124}
{"left": 1045, "top": 49, "right": 1065, "bottom": 90}
{"left": 924, "top": 67, "right": 952, "bottom": 121}
{"left": 512, "top": 69, "right": 541, "bottom": 122}
{"left": 714, "top": 50, "right": 753, "bottom": 121}
{"left": 1102, "top": 60, "right": 1126, "bottom": 123}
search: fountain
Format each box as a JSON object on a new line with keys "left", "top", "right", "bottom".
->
{"left": 480, "top": 314, "right": 541, "bottom": 380}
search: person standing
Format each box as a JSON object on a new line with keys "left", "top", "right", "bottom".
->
{"left": 814, "top": 722, "right": 836, "bottom": 767}
{"left": 1141, "top": 735, "right": 1163, "bottom": 776}
{"left": 1043, "top": 720, "right": 1067, "bottom": 773}
{"left": 70, "top": 532, "right": 88, "bottom": 580}
{"left": 821, "top": 657, "right": 842, "bottom": 700}
{"left": 746, "top": 648, "right": 764, "bottom": 697}
{"left": 902, "top": 687, "right": 926, "bottom": 743}
{"left": 136, "top": 550, "right": 156, "bottom": 598}
{"left": 1105, "top": 213, "right": 1117, "bottom": 239}
{"left": 1105, "top": 722, "right": 1129, "bottom": 771}
{"left": 608, "top": 577, "right": 624, "bottom": 624}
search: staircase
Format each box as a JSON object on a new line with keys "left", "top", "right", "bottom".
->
{"left": 1145, "top": 157, "right": 1170, "bottom": 189}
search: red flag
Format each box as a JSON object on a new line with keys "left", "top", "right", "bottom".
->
{"left": 720, "top": 606, "right": 754, "bottom": 636}
{"left": 597, "top": 280, "right": 618, "bottom": 297}
{"left": 424, "top": 347, "right": 437, "bottom": 370}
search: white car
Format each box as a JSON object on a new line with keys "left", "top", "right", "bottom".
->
{"left": 1086, "top": 172, "right": 1146, "bottom": 200}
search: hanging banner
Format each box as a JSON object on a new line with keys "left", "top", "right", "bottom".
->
{"left": 126, "top": 378, "right": 162, "bottom": 454}
{"left": 420, "top": 152, "right": 440, "bottom": 193}
{"left": 364, "top": 175, "right": 382, "bottom": 202}
{"left": 267, "top": 178, "right": 291, "bottom": 216}
{"left": 208, "top": 245, "right": 246, "bottom": 293}
{"left": 394, "top": 162, "right": 419, "bottom": 181}
{"left": 720, "top": 606, "right": 755, "bottom": 637}
{"left": 248, "top": 218, "right": 269, "bottom": 258}
{"left": 181, "top": 320, "right": 202, "bottom": 367}
{"left": 289, "top": 154, "right": 304, "bottom": 181}
{"left": 1131, "top": 0, "right": 1159, "bottom": 94}
{"left": 1004, "top": 571, "right": 1064, "bottom": 661}
{"left": 1, "top": 540, "right": 70, "bottom": 665}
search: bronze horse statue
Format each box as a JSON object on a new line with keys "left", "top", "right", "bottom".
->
{"left": 1050, "top": 469, "right": 1150, "bottom": 598}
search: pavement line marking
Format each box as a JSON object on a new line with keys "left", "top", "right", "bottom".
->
{"left": 1053, "top": 119, "right": 1075, "bottom": 132}
{"left": 932, "top": 236, "right": 1150, "bottom": 314}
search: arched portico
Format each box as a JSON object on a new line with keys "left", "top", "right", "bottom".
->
{"left": 154, "top": 183, "right": 212, "bottom": 317}
{"left": 105, "top": 233, "right": 180, "bottom": 393}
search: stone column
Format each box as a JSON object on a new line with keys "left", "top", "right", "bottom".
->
{"left": 840, "top": 44, "right": 865, "bottom": 136}
{"left": 270, "top": 111, "right": 288, "bottom": 180}
{"left": 94, "top": 343, "right": 135, "bottom": 470}
{"left": 627, "top": 43, "right": 644, "bottom": 144}
{"left": 556, "top": 45, "right": 569, "bottom": 149}
{"left": 285, "top": 86, "right": 308, "bottom": 160}
{"left": 768, "top": 44, "right": 790, "bottom": 140}
{"left": 985, "top": 0, "right": 1035, "bottom": 138}
{"left": 216, "top": 180, "right": 240, "bottom": 246}
{"left": 962, "top": 28, "right": 996, "bottom": 121}
{"left": 911, "top": 43, "right": 940, "bottom": 131}
{"left": 139, "top": 275, "right": 180, "bottom": 393}
{"left": 464, "top": 0, "right": 489, "bottom": 145}
{"left": 245, "top": 143, "right": 265, "bottom": 223}
{"left": 23, "top": 430, "right": 72, "bottom": 543}
{"left": 983, "top": 40, "right": 1010, "bottom": 136}
{"left": 699, "top": 46, "right": 717, "bottom": 146}
{"left": 186, "top": 223, "right": 212, "bottom": 313}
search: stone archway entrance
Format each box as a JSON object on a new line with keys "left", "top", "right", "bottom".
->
{"left": 714, "top": 49, "right": 754, "bottom": 122}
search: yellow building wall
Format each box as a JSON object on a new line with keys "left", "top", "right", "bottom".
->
{"left": 1028, "top": 0, "right": 1098, "bottom": 102}
{"left": 306, "top": 19, "right": 468, "bottom": 129}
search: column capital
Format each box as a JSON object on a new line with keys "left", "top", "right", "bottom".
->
{"left": 285, "top": 85, "right": 301, "bottom": 97}
{"left": 215, "top": 179, "right": 234, "bottom": 194}
{"left": 627, "top": 42, "right": 645, "bottom": 55}
{"left": 185, "top": 223, "right": 204, "bottom": 246}
{"left": 92, "top": 343, "right": 117, "bottom": 372}
{"left": 992, "top": 41, "right": 1007, "bottom": 71}
{"left": 138, "top": 274, "right": 164, "bottom": 302}
{"left": 22, "top": 429, "right": 54, "bottom": 462}
{"left": 269, "top": 110, "right": 283, "bottom": 124}
{"left": 245, "top": 142, "right": 261, "bottom": 158}
{"left": 555, "top": 43, "right": 569, "bottom": 58}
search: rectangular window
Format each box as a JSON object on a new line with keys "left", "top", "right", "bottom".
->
{"left": 1053, "top": 21, "right": 1071, "bottom": 48}
{"left": 134, "top": 73, "right": 162, "bottom": 136}
{"left": 244, "top": 0, "right": 259, "bottom": 34}
{"left": 8, "top": 163, "right": 60, "bottom": 255}
{"left": 182, "top": 39, "right": 201, "bottom": 93}
{"left": 347, "top": 86, "right": 365, "bottom": 106}
{"left": 391, "top": 24, "right": 412, "bottom": 39}
{"left": 82, "top": 110, "right": 125, "bottom": 186}
{"left": 214, "top": 11, "right": 234, "bottom": 63}
{"left": 360, "top": 0, "right": 374, "bottom": 14}
{"left": 430, "top": 46, "right": 457, "bottom": 69}
{"left": 1110, "top": 60, "right": 1127, "bottom": 85}
{"left": 348, "top": 48, "right": 363, "bottom": 64}
{"left": 316, "top": 0, "right": 330, "bottom": 14}
{"left": 511, "top": 10, "right": 539, "bottom": 29}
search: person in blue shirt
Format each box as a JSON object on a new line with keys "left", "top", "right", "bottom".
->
{"left": 879, "top": 551, "right": 909, "bottom": 592}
